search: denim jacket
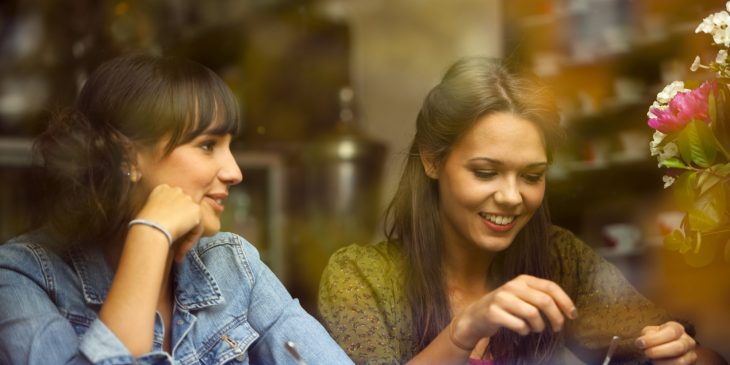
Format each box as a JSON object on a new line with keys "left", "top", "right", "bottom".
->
{"left": 0, "top": 230, "right": 353, "bottom": 365}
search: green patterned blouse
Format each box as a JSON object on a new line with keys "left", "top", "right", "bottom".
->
{"left": 318, "top": 226, "right": 671, "bottom": 364}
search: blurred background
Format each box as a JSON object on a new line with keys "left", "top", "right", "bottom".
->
{"left": 0, "top": 0, "right": 728, "bottom": 360}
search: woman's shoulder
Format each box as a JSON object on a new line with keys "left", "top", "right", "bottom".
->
{"left": 0, "top": 230, "right": 60, "bottom": 266}
{"left": 0, "top": 230, "right": 72, "bottom": 290}
{"left": 327, "top": 240, "right": 403, "bottom": 276}
{"left": 321, "top": 240, "right": 405, "bottom": 298}
{"left": 548, "top": 225, "right": 595, "bottom": 259}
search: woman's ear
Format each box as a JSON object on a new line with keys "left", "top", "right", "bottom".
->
{"left": 419, "top": 150, "right": 439, "bottom": 179}
{"left": 120, "top": 142, "right": 144, "bottom": 183}
{"left": 120, "top": 160, "right": 142, "bottom": 183}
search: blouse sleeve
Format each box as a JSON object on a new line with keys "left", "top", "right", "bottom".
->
{"left": 553, "top": 227, "right": 672, "bottom": 364}
{"left": 318, "top": 244, "right": 406, "bottom": 365}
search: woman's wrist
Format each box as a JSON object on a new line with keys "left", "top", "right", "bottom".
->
{"left": 126, "top": 219, "right": 172, "bottom": 252}
{"left": 127, "top": 219, "right": 174, "bottom": 247}
{"left": 449, "top": 315, "right": 476, "bottom": 352}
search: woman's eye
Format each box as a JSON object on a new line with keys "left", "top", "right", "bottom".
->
{"left": 199, "top": 140, "right": 216, "bottom": 151}
{"left": 523, "top": 173, "right": 544, "bottom": 183}
{"left": 474, "top": 170, "right": 497, "bottom": 179}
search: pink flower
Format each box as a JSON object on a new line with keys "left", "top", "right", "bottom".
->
{"left": 647, "top": 80, "right": 717, "bottom": 133}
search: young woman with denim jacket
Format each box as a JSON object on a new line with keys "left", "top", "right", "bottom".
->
{"left": 0, "top": 54, "right": 353, "bottom": 365}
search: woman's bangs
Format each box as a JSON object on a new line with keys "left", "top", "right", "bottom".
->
{"left": 164, "top": 73, "right": 241, "bottom": 152}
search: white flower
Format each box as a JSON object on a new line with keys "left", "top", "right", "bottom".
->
{"left": 660, "top": 142, "right": 679, "bottom": 160}
{"left": 656, "top": 81, "right": 687, "bottom": 105}
{"left": 650, "top": 131, "right": 667, "bottom": 156}
{"left": 697, "top": 19, "right": 714, "bottom": 34}
{"left": 656, "top": 142, "right": 679, "bottom": 167}
{"left": 712, "top": 26, "right": 730, "bottom": 47}
{"left": 717, "top": 49, "right": 728, "bottom": 65}
{"left": 696, "top": 10, "right": 730, "bottom": 46}
{"left": 691, "top": 56, "right": 702, "bottom": 71}
{"left": 663, "top": 175, "right": 676, "bottom": 189}
{"left": 647, "top": 100, "right": 668, "bottom": 119}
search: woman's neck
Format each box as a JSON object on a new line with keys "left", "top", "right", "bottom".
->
{"left": 442, "top": 237, "right": 494, "bottom": 300}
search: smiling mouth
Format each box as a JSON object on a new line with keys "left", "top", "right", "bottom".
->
{"left": 205, "top": 196, "right": 226, "bottom": 213}
{"left": 479, "top": 212, "right": 516, "bottom": 225}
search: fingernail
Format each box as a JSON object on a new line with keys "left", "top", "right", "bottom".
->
{"left": 570, "top": 307, "right": 578, "bottom": 319}
{"left": 635, "top": 338, "right": 645, "bottom": 349}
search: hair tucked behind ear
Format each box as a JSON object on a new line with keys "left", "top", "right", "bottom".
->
{"left": 384, "top": 57, "right": 565, "bottom": 363}
{"left": 34, "top": 53, "right": 241, "bottom": 248}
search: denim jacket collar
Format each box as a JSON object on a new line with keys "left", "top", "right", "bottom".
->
{"left": 68, "top": 244, "right": 224, "bottom": 309}
{"left": 68, "top": 247, "right": 113, "bottom": 306}
{"left": 174, "top": 248, "right": 224, "bottom": 310}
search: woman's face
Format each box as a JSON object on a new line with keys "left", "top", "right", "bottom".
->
{"left": 136, "top": 129, "right": 243, "bottom": 237}
{"left": 426, "top": 112, "right": 547, "bottom": 253}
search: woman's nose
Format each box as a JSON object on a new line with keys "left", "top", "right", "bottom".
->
{"left": 219, "top": 150, "right": 243, "bottom": 185}
{"left": 494, "top": 178, "right": 522, "bottom": 208}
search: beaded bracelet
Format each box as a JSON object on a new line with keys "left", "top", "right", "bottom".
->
{"left": 128, "top": 219, "right": 173, "bottom": 246}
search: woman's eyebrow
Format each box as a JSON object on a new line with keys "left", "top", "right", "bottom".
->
{"left": 467, "top": 157, "right": 548, "bottom": 168}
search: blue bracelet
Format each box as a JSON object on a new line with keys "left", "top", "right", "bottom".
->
{"left": 128, "top": 219, "right": 173, "bottom": 246}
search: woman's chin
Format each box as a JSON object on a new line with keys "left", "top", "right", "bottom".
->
{"left": 201, "top": 220, "right": 221, "bottom": 237}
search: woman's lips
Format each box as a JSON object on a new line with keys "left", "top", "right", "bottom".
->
{"left": 205, "top": 196, "right": 225, "bottom": 213}
{"left": 479, "top": 213, "right": 518, "bottom": 233}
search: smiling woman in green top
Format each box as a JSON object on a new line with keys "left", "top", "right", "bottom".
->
{"left": 318, "top": 57, "right": 726, "bottom": 365}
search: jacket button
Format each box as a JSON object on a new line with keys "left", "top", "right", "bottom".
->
{"left": 235, "top": 354, "right": 246, "bottom": 362}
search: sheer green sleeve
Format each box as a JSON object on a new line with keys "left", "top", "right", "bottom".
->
{"left": 318, "top": 242, "right": 411, "bottom": 365}
{"left": 552, "top": 227, "right": 672, "bottom": 364}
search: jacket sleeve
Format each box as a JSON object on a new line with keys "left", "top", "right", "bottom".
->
{"left": 0, "top": 243, "right": 172, "bottom": 365}
{"left": 236, "top": 236, "right": 354, "bottom": 365}
{"left": 318, "top": 244, "right": 405, "bottom": 365}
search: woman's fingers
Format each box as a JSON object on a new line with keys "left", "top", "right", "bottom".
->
{"left": 637, "top": 321, "right": 685, "bottom": 350}
{"left": 492, "top": 275, "right": 576, "bottom": 333}
{"left": 494, "top": 291, "right": 547, "bottom": 333}
{"left": 643, "top": 334, "right": 696, "bottom": 359}
{"left": 174, "top": 223, "right": 204, "bottom": 263}
{"left": 137, "top": 184, "right": 201, "bottom": 241}
{"left": 638, "top": 322, "right": 696, "bottom": 362}
{"left": 651, "top": 347, "right": 697, "bottom": 365}
{"left": 508, "top": 283, "right": 565, "bottom": 332}
{"left": 520, "top": 275, "right": 577, "bottom": 320}
{"left": 489, "top": 306, "right": 531, "bottom": 336}
{"left": 466, "top": 275, "right": 576, "bottom": 340}
{"left": 500, "top": 275, "right": 575, "bottom": 332}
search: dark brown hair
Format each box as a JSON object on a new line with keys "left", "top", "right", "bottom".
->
{"left": 384, "top": 57, "right": 565, "bottom": 363}
{"left": 35, "top": 53, "right": 240, "bottom": 248}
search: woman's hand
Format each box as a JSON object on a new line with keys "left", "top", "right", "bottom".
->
{"left": 134, "top": 184, "right": 203, "bottom": 261}
{"left": 637, "top": 321, "right": 697, "bottom": 364}
{"left": 451, "top": 274, "right": 577, "bottom": 349}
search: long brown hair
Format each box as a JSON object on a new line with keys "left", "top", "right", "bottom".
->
{"left": 34, "top": 54, "right": 240, "bottom": 248}
{"left": 384, "top": 57, "right": 565, "bottom": 363}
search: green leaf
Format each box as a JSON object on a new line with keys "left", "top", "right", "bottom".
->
{"left": 664, "top": 229, "right": 689, "bottom": 252}
{"left": 659, "top": 158, "right": 689, "bottom": 169}
{"left": 709, "top": 163, "right": 730, "bottom": 177}
{"left": 688, "top": 180, "right": 726, "bottom": 231}
{"left": 676, "top": 120, "right": 718, "bottom": 168}
{"left": 683, "top": 231, "right": 725, "bottom": 267}
{"left": 696, "top": 170, "right": 722, "bottom": 196}
{"left": 709, "top": 91, "right": 717, "bottom": 125}
{"left": 672, "top": 172, "right": 697, "bottom": 211}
